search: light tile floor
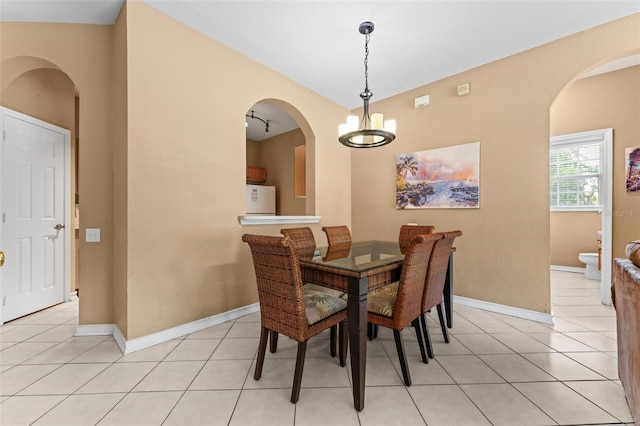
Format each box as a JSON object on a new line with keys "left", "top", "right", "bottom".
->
{"left": 0, "top": 271, "right": 635, "bottom": 425}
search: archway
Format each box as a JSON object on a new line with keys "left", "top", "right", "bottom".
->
{"left": 244, "top": 99, "right": 316, "bottom": 216}
{"left": 550, "top": 53, "right": 640, "bottom": 305}
{"left": 1, "top": 57, "right": 79, "bottom": 320}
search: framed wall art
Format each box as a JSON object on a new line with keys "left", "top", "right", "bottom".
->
{"left": 626, "top": 147, "right": 640, "bottom": 192}
{"left": 396, "top": 141, "right": 480, "bottom": 209}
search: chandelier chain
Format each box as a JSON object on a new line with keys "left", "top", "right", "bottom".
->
{"left": 363, "top": 32, "right": 370, "bottom": 92}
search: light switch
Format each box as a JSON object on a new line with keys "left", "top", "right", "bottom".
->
{"left": 86, "top": 228, "right": 101, "bottom": 243}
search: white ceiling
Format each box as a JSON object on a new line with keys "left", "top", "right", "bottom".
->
{"left": 2, "top": 1, "right": 639, "bottom": 141}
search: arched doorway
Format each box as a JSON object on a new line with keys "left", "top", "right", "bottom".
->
{"left": 550, "top": 53, "right": 640, "bottom": 305}
{"left": 1, "top": 60, "right": 79, "bottom": 322}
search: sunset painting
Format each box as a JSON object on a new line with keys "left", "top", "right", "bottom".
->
{"left": 626, "top": 147, "right": 640, "bottom": 192}
{"left": 396, "top": 142, "right": 480, "bottom": 209}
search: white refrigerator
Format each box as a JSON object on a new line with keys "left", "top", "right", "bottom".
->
{"left": 246, "top": 184, "right": 276, "bottom": 215}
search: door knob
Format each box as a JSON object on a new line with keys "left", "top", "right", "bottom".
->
{"left": 54, "top": 224, "right": 65, "bottom": 231}
{"left": 0, "top": 251, "right": 4, "bottom": 267}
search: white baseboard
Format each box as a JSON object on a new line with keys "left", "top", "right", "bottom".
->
{"left": 77, "top": 296, "right": 554, "bottom": 353}
{"left": 453, "top": 295, "right": 554, "bottom": 324}
{"left": 75, "top": 303, "right": 260, "bottom": 354}
{"left": 550, "top": 265, "right": 585, "bottom": 274}
{"left": 74, "top": 324, "right": 116, "bottom": 336}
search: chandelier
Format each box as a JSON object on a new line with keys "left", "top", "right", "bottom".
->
{"left": 338, "top": 21, "right": 396, "bottom": 148}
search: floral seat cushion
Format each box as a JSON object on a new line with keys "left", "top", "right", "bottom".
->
{"left": 367, "top": 282, "right": 399, "bottom": 318}
{"left": 304, "top": 283, "right": 347, "bottom": 325}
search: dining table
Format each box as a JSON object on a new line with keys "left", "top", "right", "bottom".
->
{"left": 297, "top": 240, "right": 456, "bottom": 411}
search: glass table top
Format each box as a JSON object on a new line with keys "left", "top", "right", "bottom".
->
{"left": 298, "top": 240, "right": 404, "bottom": 273}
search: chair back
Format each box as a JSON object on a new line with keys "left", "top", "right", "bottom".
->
{"left": 398, "top": 224, "right": 435, "bottom": 254}
{"left": 392, "top": 233, "right": 441, "bottom": 326}
{"left": 242, "top": 234, "right": 308, "bottom": 339}
{"left": 280, "top": 227, "right": 316, "bottom": 258}
{"left": 322, "top": 226, "right": 352, "bottom": 246}
{"left": 422, "top": 230, "right": 462, "bottom": 312}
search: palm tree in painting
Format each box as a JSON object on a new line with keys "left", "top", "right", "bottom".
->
{"left": 396, "top": 154, "right": 419, "bottom": 194}
{"left": 397, "top": 155, "right": 418, "bottom": 178}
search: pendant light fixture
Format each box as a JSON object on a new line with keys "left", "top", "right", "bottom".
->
{"left": 338, "top": 21, "right": 396, "bottom": 148}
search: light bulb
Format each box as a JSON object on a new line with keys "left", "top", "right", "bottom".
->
{"left": 384, "top": 119, "right": 396, "bottom": 134}
{"left": 371, "top": 113, "right": 383, "bottom": 130}
{"left": 347, "top": 115, "right": 359, "bottom": 131}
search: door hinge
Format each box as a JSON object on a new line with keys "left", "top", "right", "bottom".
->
{"left": 2, "top": 212, "right": 5, "bottom": 223}
{"left": 2, "top": 296, "right": 5, "bottom": 306}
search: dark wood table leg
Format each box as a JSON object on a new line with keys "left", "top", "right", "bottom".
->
{"left": 348, "top": 276, "right": 368, "bottom": 411}
{"left": 443, "top": 252, "right": 454, "bottom": 328}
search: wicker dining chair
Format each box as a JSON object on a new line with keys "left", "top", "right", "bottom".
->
{"left": 366, "top": 233, "right": 440, "bottom": 386}
{"left": 418, "top": 230, "right": 462, "bottom": 362}
{"left": 367, "top": 224, "right": 436, "bottom": 341}
{"left": 398, "top": 224, "right": 435, "bottom": 254}
{"left": 242, "top": 234, "right": 348, "bottom": 403}
{"left": 280, "top": 227, "right": 344, "bottom": 357}
{"left": 322, "top": 225, "right": 352, "bottom": 246}
{"left": 280, "top": 227, "right": 317, "bottom": 258}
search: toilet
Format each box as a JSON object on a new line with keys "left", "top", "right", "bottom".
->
{"left": 578, "top": 252, "right": 601, "bottom": 280}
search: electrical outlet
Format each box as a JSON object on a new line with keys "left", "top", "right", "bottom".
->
{"left": 86, "top": 228, "right": 101, "bottom": 243}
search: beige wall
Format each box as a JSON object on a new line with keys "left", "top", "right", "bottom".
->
{"left": 351, "top": 14, "right": 639, "bottom": 314}
{"left": 246, "top": 139, "right": 262, "bottom": 167}
{"left": 551, "top": 65, "right": 640, "bottom": 265}
{"left": 550, "top": 212, "right": 601, "bottom": 267}
{"left": 123, "top": 1, "right": 349, "bottom": 338}
{"left": 112, "top": 5, "right": 129, "bottom": 333}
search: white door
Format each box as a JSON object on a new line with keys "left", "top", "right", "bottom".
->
{"left": 1, "top": 108, "right": 69, "bottom": 323}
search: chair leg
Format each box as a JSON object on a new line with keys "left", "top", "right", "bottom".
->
{"left": 291, "top": 341, "right": 308, "bottom": 403}
{"left": 339, "top": 320, "right": 347, "bottom": 367}
{"left": 367, "top": 322, "right": 379, "bottom": 340}
{"left": 412, "top": 317, "right": 429, "bottom": 364}
{"left": 436, "top": 302, "right": 450, "bottom": 343}
{"left": 330, "top": 325, "right": 337, "bottom": 357}
{"left": 255, "top": 327, "right": 269, "bottom": 380}
{"left": 393, "top": 329, "right": 412, "bottom": 386}
{"left": 420, "top": 313, "right": 434, "bottom": 359}
{"left": 269, "top": 330, "right": 279, "bottom": 353}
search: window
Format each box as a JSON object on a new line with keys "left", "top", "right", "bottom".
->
{"left": 550, "top": 135, "right": 603, "bottom": 210}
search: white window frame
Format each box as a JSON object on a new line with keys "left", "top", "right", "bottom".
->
{"left": 550, "top": 130, "right": 609, "bottom": 212}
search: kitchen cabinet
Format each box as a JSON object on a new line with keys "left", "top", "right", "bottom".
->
{"left": 246, "top": 166, "right": 267, "bottom": 184}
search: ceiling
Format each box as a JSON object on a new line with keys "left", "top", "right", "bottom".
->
{"left": 2, "top": 1, "right": 639, "bottom": 141}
